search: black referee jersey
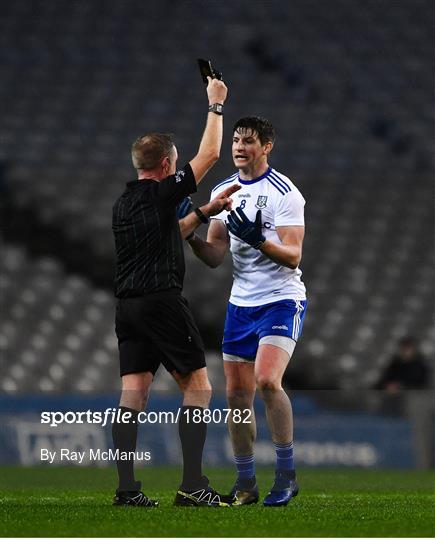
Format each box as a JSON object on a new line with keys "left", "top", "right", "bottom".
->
{"left": 112, "top": 163, "right": 197, "bottom": 298}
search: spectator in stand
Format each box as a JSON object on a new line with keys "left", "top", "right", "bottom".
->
{"left": 375, "top": 336, "right": 431, "bottom": 393}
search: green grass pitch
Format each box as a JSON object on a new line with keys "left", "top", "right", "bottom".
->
{"left": 0, "top": 466, "right": 434, "bottom": 537}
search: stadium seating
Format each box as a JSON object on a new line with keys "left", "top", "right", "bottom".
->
{"left": 0, "top": 243, "right": 226, "bottom": 393}
{"left": 1, "top": 0, "right": 433, "bottom": 392}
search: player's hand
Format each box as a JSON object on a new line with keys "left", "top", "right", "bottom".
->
{"left": 202, "top": 184, "right": 241, "bottom": 217}
{"left": 176, "top": 196, "right": 193, "bottom": 219}
{"left": 227, "top": 207, "right": 265, "bottom": 249}
{"left": 207, "top": 76, "right": 227, "bottom": 105}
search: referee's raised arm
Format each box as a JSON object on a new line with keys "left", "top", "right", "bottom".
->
{"left": 189, "top": 77, "right": 228, "bottom": 184}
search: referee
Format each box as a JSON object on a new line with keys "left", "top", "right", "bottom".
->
{"left": 111, "top": 77, "right": 236, "bottom": 507}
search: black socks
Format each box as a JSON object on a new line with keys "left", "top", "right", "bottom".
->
{"left": 178, "top": 405, "right": 207, "bottom": 490}
{"left": 112, "top": 406, "right": 139, "bottom": 491}
{"left": 112, "top": 404, "right": 208, "bottom": 492}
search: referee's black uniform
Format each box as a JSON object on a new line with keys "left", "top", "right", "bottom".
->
{"left": 112, "top": 163, "right": 205, "bottom": 377}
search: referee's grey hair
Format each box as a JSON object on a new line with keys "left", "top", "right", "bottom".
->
{"left": 131, "top": 133, "right": 175, "bottom": 170}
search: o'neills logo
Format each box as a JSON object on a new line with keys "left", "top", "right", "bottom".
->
{"left": 272, "top": 325, "right": 288, "bottom": 330}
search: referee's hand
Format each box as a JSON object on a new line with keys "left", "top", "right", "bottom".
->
{"left": 207, "top": 76, "right": 227, "bottom": 105}
{"left": 201, "top": 184, "right": 241, "bottom": 217}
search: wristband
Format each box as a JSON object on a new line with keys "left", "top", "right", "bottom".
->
{"left": 208, "top": 103, "right": 224, "bottom": 115}
{"left": 194, "top": 207, "right": 209, "bottom": 224}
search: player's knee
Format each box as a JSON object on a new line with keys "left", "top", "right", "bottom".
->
{"left": 227, "top": 388, "right": 254, "bottom": 409}
{"left": 256, "top": 375, "right": 281, "bottom": 394}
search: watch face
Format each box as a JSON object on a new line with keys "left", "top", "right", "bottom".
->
{"left": 209, "top": 104, "right": 223, "bottom": 114}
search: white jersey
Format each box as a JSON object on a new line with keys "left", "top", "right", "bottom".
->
{"left": 210, "top": 166, "right": 306, "bottom": 307}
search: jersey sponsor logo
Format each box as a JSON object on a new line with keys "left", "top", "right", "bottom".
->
{"left": 255, "top": 195, "right": 268, "bottom": 208}
{"left": 272, "top": 324, "right": 288, "bottom": 330}
{"left": 175, "top": 170, "right": 185, "bottom": 183}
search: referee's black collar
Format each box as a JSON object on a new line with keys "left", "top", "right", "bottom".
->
{"left": 126, "top": 178, "right": 158, "bottom": 188}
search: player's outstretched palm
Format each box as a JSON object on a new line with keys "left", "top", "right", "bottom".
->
{"left": 227, "top": 208, "right": 265, "bottom": 249}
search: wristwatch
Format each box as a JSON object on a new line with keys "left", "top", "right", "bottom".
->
{"left": 208, "top": 103, "right": 224, "bottom": 115}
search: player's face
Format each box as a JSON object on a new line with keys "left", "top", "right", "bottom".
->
{"left": 232, "top": 129, "right": 270, "bottom": 172}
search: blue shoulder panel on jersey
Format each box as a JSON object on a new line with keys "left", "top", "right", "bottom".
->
{"left": 212, "top": 173, "right": 238, "bottom": 193}
{"left": 269, "top": 171, "right": 291, "bottom": 193}
{"left": 267, "top": 177, "right": 285, "bottom": 195}
{"left": 267, "top": 176, "right": 288, "bottom": 195}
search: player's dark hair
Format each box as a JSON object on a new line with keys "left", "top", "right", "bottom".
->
{"left": 131, "top": 132, "right": 175, "bottom": 170}
{"left": 233, "top": 117, "right": 275, "bottom": 145}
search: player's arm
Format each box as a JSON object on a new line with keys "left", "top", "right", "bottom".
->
{"left": 189, "top": 78, "right": 228, "bottom": 185}
{"left": 259, "top": 225, "right": 304, "bottom": 269}
{"left": 179, "top": 184, "right": 240, "bottom": 240}
{"left": 187, "top": 220, "right": 229, "bottom": 268}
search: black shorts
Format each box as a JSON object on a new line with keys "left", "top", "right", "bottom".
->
{"left": 115, "top": 290, "right": 206, "bottom": 377}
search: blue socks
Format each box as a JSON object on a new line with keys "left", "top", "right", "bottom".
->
{"left": 274, "top": 441, "right": 294, "bottom": 471}
{"left": 235, "top": 443, "right": 294, "bottom": 487}
{"left": 235, "top": 454, "right": 255, "bottom": 481}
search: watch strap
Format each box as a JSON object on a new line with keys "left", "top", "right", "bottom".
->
{"left": 208, "top": 103, "right": 224, "bottom": 115}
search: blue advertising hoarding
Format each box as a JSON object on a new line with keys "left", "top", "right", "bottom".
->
{"left": 0, "top": 394, "right": 416, "bottom": 468}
